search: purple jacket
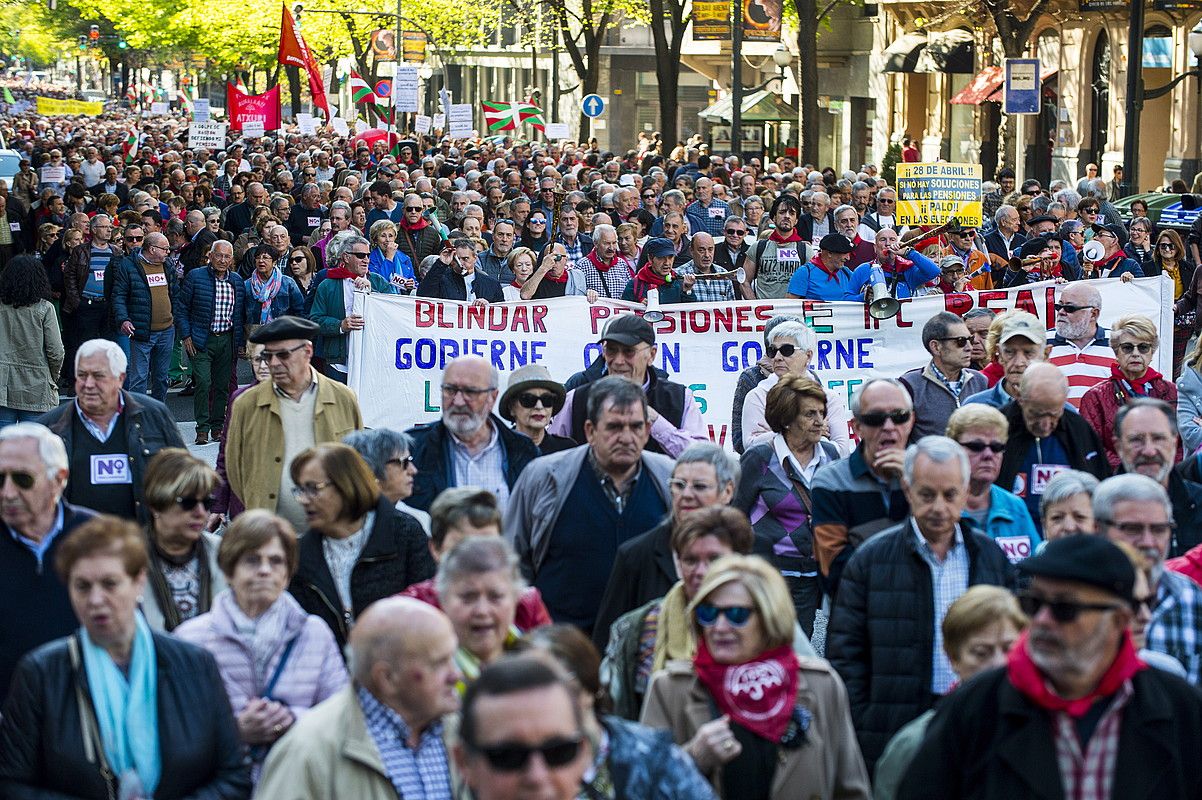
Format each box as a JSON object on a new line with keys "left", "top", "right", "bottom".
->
{"left": 174, "top": 589, "right": 348, "bottom": 724}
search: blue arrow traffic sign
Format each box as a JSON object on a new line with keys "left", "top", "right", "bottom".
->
{"left": 581, "top": 94, "right": 605, "bottom": 118}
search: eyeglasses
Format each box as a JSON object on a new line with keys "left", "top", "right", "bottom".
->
{"left": 442, "top": 383, "right": 494, "bottom": 398}
{"left": 1118, "top": 342, "right": 1154, "bottom": 355}
{"left": 858, "top": 409, "right": 912, "bottom": 427}
{"left": 290, "top": 481, "right": 333, "bottom": 500}
{"left": 0, "top": 470, "right": 36, "bottom": 490}
{"left": 347, "top": 251, "right": 370, "bottom": 259}
{"left": 175, "top": 495, "right": 215, "bottom": 512}
{"left": 1053, "top": 303, "right": 1095, "bottom": 315}
{"left": 1133, "top": 593, "right": 1157, "bottom": 614}
{"left": 669, "top": 478, "right": 718, "bottom": 494}
{"left": 938, "top": 336, "right": 971, "bottom": 348}
{"left": 950, "top": 230, "right": 977, "bottom": 237}
{"left": 695, "top": 603, "right": 754, "bottom": 627}
{"left": 290, "top": 256, "right": 307, "bottom": 264}
{"left": 725, "top": 228, "right": 747, "bottom": 235}
{"left": 529, "top": 219, "right": 547, "bottom": 225}
{"left": 404, "top": 206, "right": 423, "bottom": 212}
{"left": 386, "top": 455, "right": 415, "bottom": 469}
{"left": 254, "top": 342, "right": 308, "bottom": 363}
{"left": 877, "top": 198, "right": 895, "bottom": 205}
{"left": 1103, "top": 520, "right": 1175, "bottom": 537}
{"left": 766, "top": 343, "right": 798, "bottom": 358}
{"left": 475, "top": 737, "right": 583, "bottom": 772}
{"left": 125, "top": 235, "right": 144, "bottom": 243}
{"left": 960, "top": 440, "right": 1006, "bottom": 454}
{"left": 1018, "top": 594, "right": 1121, "bottom": 623}
{"left": 1159, "top": 242, "right": 1177, "bottom": 250}
{"left": 516, "top": 392, "right": 556, "bottom": 409}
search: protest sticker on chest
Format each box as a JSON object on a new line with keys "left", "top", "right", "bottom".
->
{"left": 90, "top": 454, "right": 131, "bottom": 485}
{"left": 708, "top": 206, "right": 725, "bottom": 218}
{"left": 1031, "top": 464, "right": 1069, "bottom": 495}
{"left": 777, "top": 247, "right": 799, "bottom": 264}
{"left": 146, "top": 273, "right": 167, "bottom": 287}
{"left": 995, "top": 536, "right": 1032, "bottom": 564}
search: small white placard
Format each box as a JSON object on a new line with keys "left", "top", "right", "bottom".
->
{"left": 414, "top": 114, "right": 432, "bottom": 135}
{"left": 544, "top": 122, "right": 570, "bottom": 139}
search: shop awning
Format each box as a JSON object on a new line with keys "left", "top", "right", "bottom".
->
{"left": 949, "top": 66, "right": 1005, "bottom": 105}
{"left": 882, "top": 33, "right": 928, "bottom": 73}
{"left": 916, "top": 29, "right": 975, "bottom": 73}
{"left": 698, "top": 89, "right": 799, "bottom": 123}
{"left": 983, "top": 67, "right": 1059, "bottom": 103}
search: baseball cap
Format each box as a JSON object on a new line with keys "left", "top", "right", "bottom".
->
{"left": 601, "top": 314, "right": 655, "bottom": 347}
{"left": 998, "top": 312, "right": 1045, "bottom": 346}
{"left": 644, "top": 237, "right": 676, "bottom": 258}
{"left": 1019, "top": 535, "right": 1135, "bottom": 605}
{"left": 1090, "top": 222, "right": 1128, "bottom": 247}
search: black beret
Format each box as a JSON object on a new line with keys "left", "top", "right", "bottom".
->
{"left": 1019, "top": 535, "right": 1135, "bottom": 604}
{"left": 248, "top": 315, "right": 320, "bottom": 344}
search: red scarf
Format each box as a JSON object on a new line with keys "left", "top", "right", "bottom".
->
{"left": 510, "top": 279, "right": 523, "bottom": 289}
{"left": 399, "top": 216, "right": 430, "bottom": 232}
{"left": 635, "top": 263, "right": 671, "bottom": 289}
{"left": 1006, "top": 630, "right": 1146, "bottom": 718}
{"left": 982, "top": 360, "right": 1004, "bottom": 387}
{"left": 768, "top": 228, "right": 801, "bottom": 245}
{"left": 587, "top": 249, "right": 617, "bottom": 273}
{"left": 1109, "top": 362, "right": 1163, "bottom": 395}
{"left": 545, "top": 269, "right": 569, "bottom": 284}
{"left": 694, "top": 640, "right": 799, "bottom": 741}
{"left": 326, "top": 266, "right": 357, "bottom": 280}
{"left": 875, "top": 254, "right": 914, "bottom": 274}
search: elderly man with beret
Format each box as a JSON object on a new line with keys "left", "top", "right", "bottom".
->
{"left": 225, "top": 316, "right": 363, "bottom": 531}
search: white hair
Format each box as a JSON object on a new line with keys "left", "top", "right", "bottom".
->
{"left": 904, "top": 435, "right": 970, "bottom": 486}
{"left": 75, "top": 339, "right": 127, "bottom": 376}
{"left": 0, "top": 423, "right": 68, "bottom": 477}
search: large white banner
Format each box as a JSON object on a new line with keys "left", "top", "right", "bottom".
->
{"left": 349, "top": 277, "right": 1174, "bottom": 447}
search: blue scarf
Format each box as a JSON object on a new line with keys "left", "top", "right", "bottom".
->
{"left": 81, "top": 611, "right": 161, "bottom": 796}
{"left": 249, "top": 267, "right": 284, "bottom": 325}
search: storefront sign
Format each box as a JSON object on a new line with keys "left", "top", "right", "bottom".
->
{"left": 693, "top": 0, "right": 731, "bottom": 40}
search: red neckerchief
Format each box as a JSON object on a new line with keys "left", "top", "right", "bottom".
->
{"left": 510, "top": 279, "right": 523, "bottom": 289}
{"left": 326, "top": 267, "right": 356, "bottom": 280}
{"left": 875, "top": 254, "right": 914, "bottom": 274}
{"left": 809, "top": 254, "right": 841, "bottom": 281}
{"left": 588, "top": 249, "right": 617, "bottom": 273}
{"left": 1094, "top": 250, "right": 1125, "bottom": 275}
{"left": 1007, "top": 630, "right": 1145, "bottom": 718}
{"left": 768, "top": 228, "right": 801, "bottom": 245}
{"left": 694, "top": 640, "right": 800, "bottom": 741}
{"left": 545, "top": 269, "right": 569, "bottom": 284}
{"left": 635, "top": 263, "right": 671, "bottom": 289}
{"left": 1109, "top": 362, "right": 1162, "bottom": 396}
{"left": 399, "top": 216, "right": 429, "bottom": 232}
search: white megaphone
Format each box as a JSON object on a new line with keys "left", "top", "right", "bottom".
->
{"left": 867, "top": 266, "right": 901, "bottom": 320}
{"left": 643, "top": 288, "right": 664, "bottom": 323}
{"left": 1083, "top": 240, "right": 1106, "bottom": 263}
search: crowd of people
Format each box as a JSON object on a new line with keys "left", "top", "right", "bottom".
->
{"left": 3, "top": 97, "right": 1202, "bottom": 800}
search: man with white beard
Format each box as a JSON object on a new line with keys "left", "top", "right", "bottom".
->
{"left": 405, "top": 355, "right": 539, "bottom": 513}
{"left": 1048, "top": 282, "right": 1117, "bottom": 409}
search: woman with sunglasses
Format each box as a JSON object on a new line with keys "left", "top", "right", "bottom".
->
{"left": 519, "top": 210, "right": 551, "bottom": 256}
{"left": 734, "top": 376, "right": 838, "bottom": 637}
{"left": 499, "top": 364, "right": 576, "bottom": 455}
{"left": 139, "top": 448, "right": 228, "bottom": 633}
{"left": 1079, "top": 314, "right": 1179, "bottom": 470}
{"left": 518, "top": 624, "right": 718, "bottom": 799}
{"left": 642, "top": 554, "right": 870, "bottom": 800}
{"left": 946, "top": 405, "right": 1040, "bottom": 557}
{"left": 286, "top": 245, "right": 318, "bottom": 296}
{"left": 175, "top": 510, "right": 348, "bottom": 784}
{"left": 741, "top": 320, "right": 852, "bottom": 455}
{"left": 342, "top": 426, "right": 429, "bottom": 533}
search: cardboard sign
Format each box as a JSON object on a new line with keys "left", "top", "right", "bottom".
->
{"left": 297, "top": 113, "right": 318, "bottom": 135}
{"left": 394, "top": 65, "right": 420, "bottom": 113}
{"left": 41, "top": 165, "right": 66, "bottom": 183}
{"left": 150, "top": 102, "right": 169, "bottom": 116}
{"left": 544, "top": 122, "right": 570, "bottom": 139}
{"left": 354, "top": 120, "right": 370, "bottom": 135}
{"left": 146, "top": 273, "right": 167, "bottom": 287}
{"left": 896, "top": 162, "right": 983, "bottom": 227}
{"left": 433, "top": 113, "right": 446, "bottom": 130}
{"left": 330, "top": 117, "right": 350, "bottom": 137}
{"left": 414, "top": 114, "right": 432, "bottom": 135}
{"left": 242, "top": 120, "right": 266, "bottom": 138}
{"left": 995, "top": 536, "right": 1033, "bottom": 564}
{"left": 448, "top": 103, "right": 473, "bottom": 137}
{"left": 187, "top": 121, "right": 228, "bottom": 150}
{"left": 192, "top": 98, "right": 211, "bottom": 122}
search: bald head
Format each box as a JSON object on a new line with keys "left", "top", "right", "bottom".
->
{"left": 1020, "top": 362, "right": 1068, "bottom": 400}
{"left": 350, "top": 597, "right": 453, "bottom": 687}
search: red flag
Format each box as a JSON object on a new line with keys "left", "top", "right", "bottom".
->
{"left": 228, "top": 85, "right": 282, "bottom": 131}
{"left": 277, "top": 3, "right": 330, "bottom": 118}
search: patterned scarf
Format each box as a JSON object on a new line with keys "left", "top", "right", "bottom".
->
{"left": 248, "top": 267, "right": 283, "bottom": 325}
{"left": 693, "top": 640, "right": 799, "bottom": 741}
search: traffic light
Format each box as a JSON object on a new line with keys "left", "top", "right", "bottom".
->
{"left": 118, "top": 39, "right": 128, "bottom": 49}
{"left": 77, "top": 34, "right": 87, "bottom": 50}
{"left": 88, "top": 24, "right": 99, "bottom": 48}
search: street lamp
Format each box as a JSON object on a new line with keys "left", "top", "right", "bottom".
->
{"left": 731, "top": 45, "right": 792, "bottom": 161}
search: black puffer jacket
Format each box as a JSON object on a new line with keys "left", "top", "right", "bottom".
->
{"left": 826, "top": 519, "right": 1015, "bottom": 771}
{"left": 0, "top": 632, "right": 251, "bottom": 799}
{"left": 111, "top": 253, "right": 180, "bottom": 343}
{"left": 289, "top": 496, "right": 436, "bottom": 650}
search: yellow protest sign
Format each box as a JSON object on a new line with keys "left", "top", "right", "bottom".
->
{"left": 895, "top": 162, "right": 982, "bottom": 227}
{"left": 36, "top": 96, "right": 104, "bottom": 117}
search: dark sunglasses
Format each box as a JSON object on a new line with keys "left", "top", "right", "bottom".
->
{"left": 529, "top": 219, "right": 547, "bottom": 225}
{"left": 1118, "top": 342, "right": 1153, "bottom": 355}
{"left": 766, "top": 343, "right": 798, "bottom": 358}
{"left": 176, "top": 495, "right": 215, "bottom": 512}
{"left": 405, "top": 206, "right": 423, "bottom": 211}
{"left": 1159, "top": 242, "right": 1177, "bottom": 250}
{"left": 0, "top": 470, "right": 36, "bottom": 490}
{"left": 1053, "top": 303, "right": 1095, "bottom": 314}
{"left": 939, "top": 336, "right": 971, "bottom": 348}
{"left": 1018, "top": 593, "right": 1120, "bottom": 623}
{"left": 517, "top": 392, "right": 556, "bottom": 409}
{"left": 858, "top": 409, "right": 912, "bottom": 427}
{"left": 290, "top": 255, "right": 307, "bottom": 264}
{"left": 386, "top": 455, "right": 415, "bottom": 469}
{"left": 125, "top": 235, "right": 144, "bottom": 243}
{"left": 476, "top": 737, "right": 582, "bottom": 772}
{"left": 960, "top": 440, "right": 1006, "bottom": 454}
{"left": 725, "top": 228, "right": 748, "bottom": 235}
{"left": 696, "top": 604, "right": 754, "bottom": 627}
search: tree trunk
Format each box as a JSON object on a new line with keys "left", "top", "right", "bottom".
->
{"left": 287, "top": 64, "right": 302, "bottom": 118}
{"left": 795, "top": 0, "right": 819, "bottom": 164}
{"left": 648, "top": 1, "right": 686, "bottom": 150}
